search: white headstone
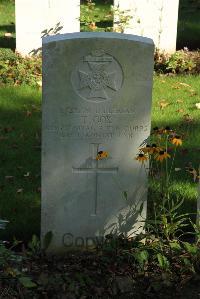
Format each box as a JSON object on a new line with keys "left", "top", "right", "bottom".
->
{"left": 41, "top": 32, "right": 154, "bottom": 253}
{"left": 114, "top": 0, "right": 179, "bottom": 53}
{"left": 15, "top": 0, "right": 80, "bottom": 56}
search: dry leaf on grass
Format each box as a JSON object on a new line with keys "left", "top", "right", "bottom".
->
{"left": 195, "top": 103, "right": 200, "bottom": 109}
{"left": 159, "top": 100, "right": 170, "bottom": 110}
{"left": 4, "top": 33, "right": 12, "bottom": 37}
{"left": 176, "top": 109, "right": 185, "bottom": 113}
{"left": 176, "top": 99, "right": 184, "bottom": 104}
{"left": 24, "top": 172, "right": 30, "bottom": 177}
{"left": 17, "top": 188, "right": 23, "bottom": 194}
{"left": 37, "top": 81, "right": 42, "bottom": 87}
{"left": 178, "top": 82, "right": 192, "bottom": 88}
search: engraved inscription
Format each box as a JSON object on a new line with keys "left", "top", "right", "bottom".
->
{"left": 72, "top": 143, "right": 118, "bottom": 216}
{"left": 71, "top": 50, "right": 123, "bottom": 103}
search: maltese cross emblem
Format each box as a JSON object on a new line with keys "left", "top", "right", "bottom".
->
{"left": 71, "top": 50, "right": 123, "bottom": 103}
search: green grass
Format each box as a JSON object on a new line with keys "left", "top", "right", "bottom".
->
{"left": 0, "top": 76, "right": 199, "bottom": 241}
{"left": 0, "top": 0, "right": 15, "bottom": 50}
{"left": 0, "top": 86, "right": 41, "bottom": 241}
{"left": 151, "top": 75, "right": 200, "bottom": 219}
{"left": 177, "top": 0, "right": 200, "bottom": 50}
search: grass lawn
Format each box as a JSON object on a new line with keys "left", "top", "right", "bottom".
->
{"left": 177, "top": 0, "right": 200, "bottom": 50}
{"left": 0, "top": 0, "right": 15, "bottom": 50}
{"left": 0, "top": 86, "right": 41, "bottom": 241}
{"left": 0, "top": 75, "right": 199, "bottom": 242}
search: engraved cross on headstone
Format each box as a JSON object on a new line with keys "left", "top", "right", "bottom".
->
{"left": 72, "top": 143, "right": 118, "bottom": 216}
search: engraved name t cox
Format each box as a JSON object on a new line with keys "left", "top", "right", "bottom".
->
{"left": 72, "top": 143, "right": 118, "bottom": 216}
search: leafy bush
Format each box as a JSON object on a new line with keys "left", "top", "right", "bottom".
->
{"left": 0, "top": 48, "right": 199, "bottom": 88}
{"left": 154, "top": 49, "right": 200, "bottom": 74}
{"left": 0, "top": 49, "right": 42, "bottom": 86}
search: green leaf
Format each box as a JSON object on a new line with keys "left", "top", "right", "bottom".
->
{"left": 44, "top": 231, "right": 53, "bottom": 250}
{"left": 19, "top": 276, "right": 37, "bottom": 288}
{"left": 169, "top": 241, "right": 181, "bottom": 251}
{"left": 157, "top": 253, "right": 169, "bottom": 270}
{"left": 183, "top": 242, "right": 198, "bottom": 255}
{"left": 123, "top": 191, "right": 128, "bottom": 200}
{"left": 134, "top": 250, "right": 149, "bottom": 268}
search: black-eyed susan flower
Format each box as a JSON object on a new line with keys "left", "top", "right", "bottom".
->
{"left": 170, "top": 135, "right": 183, "bottom": 146}
{"left": 151, "top": 144, "right": 163, "bottom": 153}
{"left": 155, "top": 150, "right": 171, "bottom": 162}
{"left": 140, "top": 144, "right": 163, "bottom": 155}
{"left": 96, "top": 151, "right": 108, "bottom": 160}
{"left": 135, "top": 153, "right": 148, "bottom": 163}
{"left": 139, "top": 144, "right": 151, "bottom": 154}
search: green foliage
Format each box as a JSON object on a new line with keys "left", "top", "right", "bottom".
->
{"left": 166, "top": 51, "right": 196, "bottom": 74}
{"left": 0, "top": 50, "right": 42, "bottom": 86}
{"left": 154, "top": 49, "right": 200, "bottom": 74}
{"left": 134, "top": 249, "right": 149, "bottom": 270}
{"left": 28, "top": 234, "right": 40, "bottom": 255}
{"left": 156, "top": 253, "right": 170, "bottom": 271}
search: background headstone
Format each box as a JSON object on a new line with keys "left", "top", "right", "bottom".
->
{"left": 41, "top": 32, "right": 154, "bottom": 253}
{"left": 114, "top": 0, "right": 179, "bottom": 53}
{"left": 15, "top": 0, "right": 80, "bottom": 56}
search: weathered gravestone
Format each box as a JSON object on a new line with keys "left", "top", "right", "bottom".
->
{"left": 15, "top": 0, "right": 80, "bottom": 56}
{"left": 41, "top": 32, "right": 154, "bottom": 252}
{"left": 114, "top": 0, "right": 179, "bottom": 53}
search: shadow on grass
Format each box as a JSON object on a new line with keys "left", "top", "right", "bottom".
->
{"left": 0, "top": 24, "right": 16, "bottom": 49}
{"left": 148, "top": 118, "right": 200, "bottom": 226}
{"left": 0, "top": 37, "right": 15, "bottom": 50}
{"left": 177, "top": 0, "right": 200, "bottom": 50}
{"left": 0, "top": 87, "right": 41, "bottom": 243}
{"left": 0, "top": 86, "right": 199, "bottom": 243}
{"left": 0, "top": 24, "right": 15, "bottom": 33}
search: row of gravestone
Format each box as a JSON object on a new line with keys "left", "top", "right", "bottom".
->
{"left": 15, "top": 0, "right": 179, "bottom": 56}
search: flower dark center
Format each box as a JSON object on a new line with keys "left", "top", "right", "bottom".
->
{"left": 175, "top": 135, "right": 180, "bottom": 139}
{"left": 98, "top": 151, "right": 103, "bottom": 155}
{"left": 159, "top": 151, "right": 165, "bottom": 155}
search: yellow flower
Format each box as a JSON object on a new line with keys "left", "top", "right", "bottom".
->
{"left": 151, "top": 143, "right": 163, "bottom": 153}
{"left": 135, "top": 153, "right": 148, "bottom": 163}
{"left": 155, "top": 150, "right": 171, "bottom": 162}
{"left": 140, "top": 144, "right": 162, "bottom": 155}
{"left": 170, "top": 135, "right": 183, "bottom": 146}
{"left": 139, "top": 144, "right": 151, "bottom": 154}
{"left": 96, "top": 151, "right": 108, "bottom": 160}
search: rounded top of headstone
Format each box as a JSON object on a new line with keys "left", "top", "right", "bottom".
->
{"left": 42, "top": 32, "right": 154, "bottom": 47}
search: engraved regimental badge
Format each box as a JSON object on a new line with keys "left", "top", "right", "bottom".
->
{"left": 71, "top": 50, "right": 123, "bottom": 103}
